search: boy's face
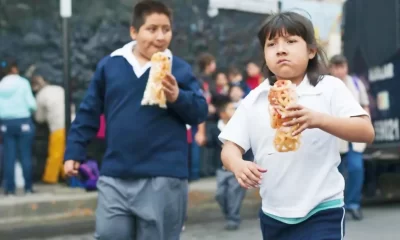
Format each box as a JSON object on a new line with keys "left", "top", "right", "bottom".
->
{"left": 220, "top": 102, "right": 236, "bottom": 121}
{"left": 330, "top": 63, "right": 348, "bottom": 80}
{"left": 229, "top": 86, "right": 244, "bottom": 102}
{"left": 130, "top": 13, "right": 172, "bottom": 60}
{"left": 206, "top": 61, "right": 217, "bottom": 74}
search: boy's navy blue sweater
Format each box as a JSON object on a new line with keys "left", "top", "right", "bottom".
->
{"left": 64, "top": 53, "right": 208, "bottom": 179}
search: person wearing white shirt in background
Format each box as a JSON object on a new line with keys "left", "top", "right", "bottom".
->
{"left": 329, "top": 54, "right": 370, "bottom": 221}
{"left": 31, "top": 73, "right": 67, "bottom": 184}
{"left": 218, "top": 12, "right": 374, "bottom": 240}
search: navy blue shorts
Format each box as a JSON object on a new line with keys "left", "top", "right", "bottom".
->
{"left": 259, "top": 207, "right": 345, "bottom": 240}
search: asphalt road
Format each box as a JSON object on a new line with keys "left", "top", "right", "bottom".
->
{"left": 25, "top": 204, "right": 400, "bottom": 240}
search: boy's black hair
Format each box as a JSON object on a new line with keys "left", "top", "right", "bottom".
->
{"left": 213, "top": 95, "right": 232, "bottom": 114}
{"left": 329, "top": 54, "right": 348, "bottom": 66}
{"left": 227, "top": 84, "right": 244, "bottom": 97}
{"left": 131, "top": 0, "right": 173, "bottom": 31}
{"left": 228, "top": 66, "right": 242, "bottom": 77}
{"left": 257, "top": 11, "right": 328, "bottom": 86}
{"left": 0, "top": 58, "right": 17, "bottom": 79}
{"left": 197, "top": 53, "right": 216, "bottom": 73}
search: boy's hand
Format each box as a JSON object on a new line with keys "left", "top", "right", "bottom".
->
{"left": 195, "top": 131, "right": 207, "bottom": 146}
{"left": 232, "top": 160, "right": 267, "bottom": 189}
{"left": 163, "top": 73, "right": 179, "bottom": 103}
{"left": 64, "top": 160, "right": 81, "bottom": 177}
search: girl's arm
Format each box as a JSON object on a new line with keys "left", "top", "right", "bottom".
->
{"left": 318, "top": 114, "right": 374, "bottom": 143}
{"left": 284, "top": 78, "right": 374, "bottom": 143}
{"left": 221, "top": 141, "right": 245, "bottom": 172}
{"left": 219, "top": 104, "right": 266, "bottom": 188}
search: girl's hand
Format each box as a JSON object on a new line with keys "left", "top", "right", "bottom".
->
{"left": 282, "top": 104, "right": 324, "bottom": 136}
{"left": 232, "top": 160, "right": 267, "bottom": 189}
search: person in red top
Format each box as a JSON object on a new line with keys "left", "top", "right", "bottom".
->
{"left": 245, "top": 61, "right": 264, "bottom": 90}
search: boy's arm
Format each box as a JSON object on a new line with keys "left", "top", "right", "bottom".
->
{"left": 64, "top": 57, "right": 107, "bottom": 163}
{"left": 168, "top": 65, "right": 208, "bottom": 125}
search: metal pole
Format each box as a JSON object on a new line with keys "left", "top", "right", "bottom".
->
{"left": 62, "top": 17, "right": 71, "bottom": 134}
{"left": 278, "top": 0, "right": 282, "bottom": 13}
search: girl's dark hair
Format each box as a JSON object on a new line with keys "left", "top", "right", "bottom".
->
{"left": 0, "top": 58, "right": 17, "bottom": 79}
{"left": 257, "top": 11, "right": 328, "bottom": 86}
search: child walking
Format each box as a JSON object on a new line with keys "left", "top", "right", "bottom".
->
{"left": 63, "top": 1, "right": 208, "bottom": 239}
{"left": 219, "top": 12, "right": 374, "bottom": 240}
{"left": 208, "top": 96, "right": 253, "bottom": 231}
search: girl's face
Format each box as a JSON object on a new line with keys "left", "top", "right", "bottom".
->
{"left": 216, "top": 73, "right": 228, "bottom": 86}
{"left": 264, "top": 33, "right": 316, "bottom": 82}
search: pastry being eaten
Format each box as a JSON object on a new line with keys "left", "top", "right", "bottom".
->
{"left": 141, "top": 52, "right": 171, "bottom": 108}
{"left": 268, "top": 80, "right": 300, "bottom": 152}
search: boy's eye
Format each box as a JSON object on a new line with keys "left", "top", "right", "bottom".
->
{"left": 266, "top": 42, "right": 275, "bottom": 47}
{"left": 288, "top": 39, "right": 297, "bottom": 43}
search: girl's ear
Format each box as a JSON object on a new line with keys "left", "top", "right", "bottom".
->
{"left": 308, "top": 47, "right": 317, "bottom": 60}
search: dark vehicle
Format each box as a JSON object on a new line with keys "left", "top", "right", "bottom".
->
{"left": 342, "top": 0, "right": 400, "bottom": 201}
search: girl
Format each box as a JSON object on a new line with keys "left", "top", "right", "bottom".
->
{"left": 0, "top": 58, "right": 37, "bottom": 196}
{"left": 215, "top": 72, "right": 229, "bottom": 95}
{"left": 219, "top": 12, "right": 374, "bottom": 240}
{"left": 246, "top": 62, "right": 263, "bottom": 90}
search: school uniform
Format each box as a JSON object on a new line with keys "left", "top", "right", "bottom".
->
{"left": 64, "top": 41, "right": 208, "bottom": 240}
{"left": 208, "top": 119, "right": 254, "bottom": 227}
{"left": 219, "top": 75, "right": 368, "bottom": 240}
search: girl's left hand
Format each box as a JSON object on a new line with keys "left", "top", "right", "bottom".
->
{"left": 282, "top": 104, "right": 324, "bottom": 136}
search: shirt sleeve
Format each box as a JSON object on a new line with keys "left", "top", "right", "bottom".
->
{"left": 331, "top": 78, "right": 368, "bottom": 118}
{"left": 218, "top": 103, "right": 251, "bottom": 152}
{"left": 168, "top": 65, "right": 208, "bottom": 125}
{"left": 64, "top": 56, "right": 107, "bottom": 162}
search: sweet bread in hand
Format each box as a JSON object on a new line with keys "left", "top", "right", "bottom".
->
{"left": 141, "top": 52, "right": 171, "bottom": 108}
{"left": 268, "top": 80, "right": 300, "bottom": 152}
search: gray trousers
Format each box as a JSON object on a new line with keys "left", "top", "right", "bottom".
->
{"left": 94, "top": 176, "right": 188, "bottom": 240}
{"left": 215, "top": 169, "right": 246, "bottom": 225}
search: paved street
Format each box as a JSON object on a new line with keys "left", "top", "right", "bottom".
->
{"left": 27, "top": 204, "right": 400, "bottom": 240}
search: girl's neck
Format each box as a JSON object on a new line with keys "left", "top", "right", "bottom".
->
{"left": 276, "top": 74, "right": 305, "bottom": 86}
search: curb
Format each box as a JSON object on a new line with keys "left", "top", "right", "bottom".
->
{"left": 0, "top": 185, "right": 261, "bottom": 239}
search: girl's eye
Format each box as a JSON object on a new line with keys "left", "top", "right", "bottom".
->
{"left": 266, "top": 43, "right": 275, "bottom": 47}
{"left": 288, "top": 39, "right": 297, "bottom": 44}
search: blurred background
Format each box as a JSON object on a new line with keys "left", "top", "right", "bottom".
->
{"left": 0, "top": 0, "right": 399, "bottom": 239}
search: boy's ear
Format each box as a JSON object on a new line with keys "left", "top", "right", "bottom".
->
{"left": 130, "top": 26, "right": 138, "bottom": 40}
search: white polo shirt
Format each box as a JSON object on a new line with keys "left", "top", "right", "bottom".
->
{"left": 219, "top": 75, "right": 368, "bottom": 218}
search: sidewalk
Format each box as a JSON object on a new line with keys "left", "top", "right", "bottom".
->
{"left": 0, "top": 177, "right": 261, "bottom": 237}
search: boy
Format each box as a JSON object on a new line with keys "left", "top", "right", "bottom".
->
{"left": 63, "top": 1, "right": 208, "bottom": 239}
{"left": 227, "top": 66, "right": 251, "bottom": 96}
{"left": 208, "top": 95, "right": 253, "bottom": 230}
{"left": 329, "top": 54, "right": 370, "bottom": 221}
